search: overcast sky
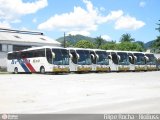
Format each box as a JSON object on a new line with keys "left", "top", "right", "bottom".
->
{"left": 0, "top": 0, "right": 159, "bottom": 42}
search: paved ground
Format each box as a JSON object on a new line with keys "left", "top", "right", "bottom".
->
{"left": 0, "top": 71, "right": 160, "bottom": 113}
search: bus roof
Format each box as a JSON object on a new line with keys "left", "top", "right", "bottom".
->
{"left": 8, "top": 46, "right": 66, "bottom": 53}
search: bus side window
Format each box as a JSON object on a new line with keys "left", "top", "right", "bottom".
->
{"left": 46, "top": 48, "right": 52, "bottom": 64}
{"left": 111, "top": 52, "right": 118, "bottom": 64}
{"left": 70, "top": 50, "right": 77, "bottom": 64}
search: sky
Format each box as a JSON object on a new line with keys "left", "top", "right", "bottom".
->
{"left": 0, "top": 0, "right": 159, "bottom": 43}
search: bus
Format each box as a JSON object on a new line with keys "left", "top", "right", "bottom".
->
{"left": 7, "top": 46, "right": 70, "bottom": 74}
{"left": 127, "top": 51, "right": 136, "bottom": 71}
{"left": 107, "top": 50, "right": 130, "bottom": 71}
{"left": 132, "top": 52, "right": 146, "bottom": 71}
{"left": 67, "top": 48, "right": 92, "bottom": 72}
{"left": 144, "top": 53, "right": 157, "bottom": 71}
{"left": 89, "top": 49, "right": 110, "bottom": 72}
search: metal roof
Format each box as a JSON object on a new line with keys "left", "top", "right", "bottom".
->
{"left": 0, "top": 28, "right": 61, "bottom": 46}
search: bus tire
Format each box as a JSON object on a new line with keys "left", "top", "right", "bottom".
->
{"left": 40, "top": 66, "right": 45, "bottom": 74}
{"left": 14, "top": 67, "right": 18, "bottom": 74}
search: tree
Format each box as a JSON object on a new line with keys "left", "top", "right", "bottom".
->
{"left": 101, "top": 42, "right": 117, "bottom": 50}
{"left": 95, "top": 36, "right": 105, "bottom": 49}
{"left": 152, "top": 20, "right": 160, "bottom": 53}
{"left": 117, "top": 42, "right": 143, "bottom": 51}
{"left": 120, "top": 33, "right": 135, "bottom": 42}
{"left": 74, "top": 40, "right": 95, "bottom": 48}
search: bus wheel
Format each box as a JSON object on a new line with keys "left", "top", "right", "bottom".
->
{"left": 40, "top": 66, "right": 45, "bottom": 74}
{"left": 14, "top": 67, "right": 18, "bottom": 74}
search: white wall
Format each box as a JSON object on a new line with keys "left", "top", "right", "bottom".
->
{"left": 0, "top": 52, "right": 7, "bottom": 68}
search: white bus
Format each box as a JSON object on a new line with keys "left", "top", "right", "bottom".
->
{"left": 7, "top": 46, "right": 70, "bottom": 74}
{"left": 127, "top": 51, "right": 136, "bottom": 71}
{"left": 144, "top": 53, "right": 157, "bottom": 71}
{"left": 89, "top": 49, "right": 110, "bottom": 72}
{"left": 132, "top": 52, "right": 146, "bottom": 71}
{"left": 107, "top": 50, "right": 130, "bottom": 71}
{"left": 67, "top": 48, "right": 92, "bottom": 72}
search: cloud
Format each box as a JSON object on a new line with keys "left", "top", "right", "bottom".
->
{"left": 139, "top": 1, "right": 146, "bottom": 7}
{"left": 38, "top": 0, "right": 123, "bottom": 35}
{"left": 115, "top": 15, "right": 145, "bottom": 30}
{"left": 0, "top": 0, "right": 47, "bottom": 28}
{"left": 67, "top": 31, "right": 90, "bottom": 36}
{"left": 38, "top": 0, "right": 145, "bottom": 36}
{"left": 101, "top": 35, "right": 112, "bottom": 41}
{"left": 0, "top": 0, "right": 48, "bottom": 20}
{"left": 0, "top": 21, "right": 11, "bottom": 28}
{"left": 32, "top": 18, "right": 37, "bottom": 23}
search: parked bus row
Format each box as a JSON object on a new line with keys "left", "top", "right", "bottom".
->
{"left": 7, "top": 46, "right": 159, "bottom": 74}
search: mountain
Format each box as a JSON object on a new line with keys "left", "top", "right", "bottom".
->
{"left": 56, "top": 34, "right": 96, "bottom": 45}
{"left": 56, "top": 34, "right": 155, "bottom": 50}
{"left": 144, "top": 40, "right": 154, "bottom": 49}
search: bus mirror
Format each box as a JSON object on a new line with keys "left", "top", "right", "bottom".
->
{"left": 108, "top": 55, "right": 112, "bottom": 59}
{"left": 91, "top": 54, "right": 95, "bottom": 59}
{"left": 134, "top": 56, "right": 137, "bottom": 60}
{"left": 129, "top": 56, "right": 132, "bottom": 60}
{"left": 52, "top": 52, "right": 55, "bottom": 58}
{"left": 69, "top": 53, "right": 73, "bottom": 58}
{"left": 145, "top": 56, "right": 149, "bottom": 61}
{"left": 96, "top": 54, "right": 99, "bottom": 60}
{"left": 118, "top": 55, "right": 121, "bottom": 60}
{"left": 77, "top": 53, "right": 80, "bottom": 59}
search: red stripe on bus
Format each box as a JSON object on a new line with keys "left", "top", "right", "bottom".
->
{"left": 23, "top": 58, "right": 36, "bottom": 72}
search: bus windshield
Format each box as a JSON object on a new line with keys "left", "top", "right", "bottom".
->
{"left": 145, "top": 54, "right": 156, "bottom": 65}
{"left": 52, "top": 49, "right": 69, "bottom": 65}
{"left": 117, "top": 52, "right": 129, "bottom": 65}
{"left": 77, "top": 50, "right": 91, "bottom": 65}
{"left": 134, "top": 53, "right": 145, "bottom": 65}
{"left": 96, "top": 51, "right": 109, "bottom": 65}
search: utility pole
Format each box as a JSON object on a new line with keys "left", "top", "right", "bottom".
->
{"left": 64, "top": 32, "right": 66, "bottom": 48}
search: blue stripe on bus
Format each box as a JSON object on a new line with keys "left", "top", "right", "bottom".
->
{"left": 18, "top": 59, "right": 30, "bottom": 72}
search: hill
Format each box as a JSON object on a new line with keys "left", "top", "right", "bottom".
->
{"left": 56, "top": 34, "right": 95, "bottom": 45}
{"left": 144, "top": 40, "right": 154, "bottom": 49}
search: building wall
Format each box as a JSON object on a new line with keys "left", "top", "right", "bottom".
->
{"left": 0, "top": 51, "right": 7, "bottom": 68}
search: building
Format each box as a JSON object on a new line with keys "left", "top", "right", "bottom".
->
{"left": 0, "top": 28, "right": 61, "bottom": 68}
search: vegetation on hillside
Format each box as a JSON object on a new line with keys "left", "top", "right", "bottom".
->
{"left": 56, "top": 20, "right": 160, "bottom": 52}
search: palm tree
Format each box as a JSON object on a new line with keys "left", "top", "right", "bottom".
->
{"left": 120, "top": 33, "right": 135, "bottom": 42}
{"left": 95, "top": 36, "right": 105, "bottom": 48}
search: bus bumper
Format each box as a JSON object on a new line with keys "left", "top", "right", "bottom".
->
{"left": 53, "top": 67, "right": 70, "bottom": 73}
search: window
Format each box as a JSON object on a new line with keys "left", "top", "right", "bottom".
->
{"left": 13, "top": 45, "right": 31, "bottom": 51}
{"left": 46, "top": 48, "right": 52, "bottom": 64}
{"left": 40, "top": 38, "right": 46, "bottom": 41}
{"left": 14, "top": 35, "right": 21, "bottom": 39}
{"left": 8, "top": 52, "right": 20, "bottom": 60}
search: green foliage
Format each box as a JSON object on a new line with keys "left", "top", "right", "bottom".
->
{"left": 120, "top": 33, "right": 135, "bottom": 42}
{"left": 56, "top": 34, "right": 95, "bottom": 46}
{"left": 152, "top": 36, "right": 160, "bottom": 48}
{"left": 74, "top": 40, "right": 95, "bottom": 48}
{"left": 56, "top": 33, "right": 148, "bottom": 51}
{"left": 95, "top": 36, "right": 106, "bottom": 49}
{"left": 101, "top": 42, "right": 118, "bottom": 50}
{"left": 117, "top": 42, "right": 144, "bottom": 51}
